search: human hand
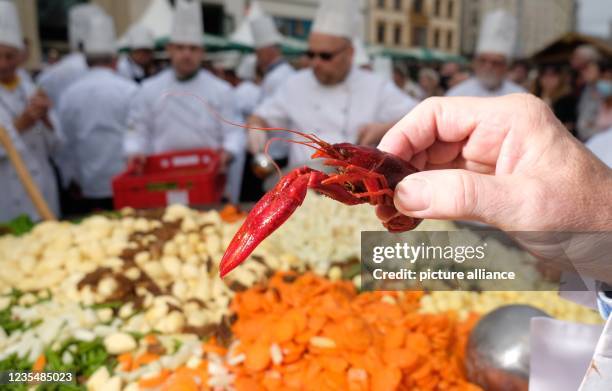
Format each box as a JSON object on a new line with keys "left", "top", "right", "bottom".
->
{"left": 14, "top": 90, "right": 52, "bottom": 132}
{"left": 27, "top": 90, "right": 52, "bottom": 120}
{"left": 219, "top": 150, "right": 234, "bottom": 173}
{"left": 376, "top": 94, "right": 612, "bottom": 232}
{"left": 357, "top": 122, "right": 392, "bottom": 146}
{"left": 127, "top": 155, "right": 146, "bottom": 174}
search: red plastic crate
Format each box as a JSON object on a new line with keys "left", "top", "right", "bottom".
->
{"left": 112, "top": 149, "right": 226, "bottom": 209}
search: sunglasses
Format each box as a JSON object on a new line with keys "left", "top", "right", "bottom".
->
{"left": 305, "top": 44, "right": 349, "bottom": 61}
{"left": 475, "top": 56, "right": 507, "bottom": 68}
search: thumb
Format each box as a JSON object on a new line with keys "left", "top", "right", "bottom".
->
{"left": 393, "top": 169, "right": 525, "bottom": 226}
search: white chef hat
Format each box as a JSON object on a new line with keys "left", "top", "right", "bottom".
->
{"left": 311, "top": 0, "right": 357, "bottom": 39}
{"left": 250, "top": 14, "right": 282, "bottom": 49}
{"left": 236, "top": 54, "right": 257, "bottom": 81}
{"left": 476, "top": 9, "right": 517, "bottom": 59}
{"left": 83, "top": 13, "right": 117, "bottom": 56}
{"left": 127, "top": 24, "right": 155, "bottom": 50}
{"left": 68, "top": 3, "right": 106, "bottom": 51}
{"left": 170, "top": 0, "right": 204, "bottom": 46}
{"left": 0, "top": 0, "right": 24, "bottom": 50}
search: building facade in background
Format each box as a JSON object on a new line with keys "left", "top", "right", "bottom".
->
{"left": 367, "top": 0, "right": 462, "bottom": 54}
{"left": 20, "top": 0, "right": 577, "bottom": 71}
{"left": 460, "top": 0, "right": 576, "bottom": 58}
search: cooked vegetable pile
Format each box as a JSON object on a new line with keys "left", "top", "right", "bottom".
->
{"left": 0, "top": 195, "right": 602, "bottom": 390}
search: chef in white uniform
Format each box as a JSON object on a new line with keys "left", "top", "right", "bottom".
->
{"left": 234, "top": 55, "right": 261, "bottom": 119}
{"left": 36, "top": 4, "right": 105, "bottom": 105}
{"left": 36, "top": 3, "right": 105, "bottom": 191}
{"left": 58, "top": 14, "right": 138, "bottom": 212}
{"left": 124, "top": 0, "right": 244, "bottom": 180}
{"left": 248, "top": 13, "right": 295, "bottom": 165}
{"left": 446, "top": 9, "right": 525, "bottom": 98}
{"left": 248, "top": 0, "right": 417, "bottom": 168}
{"left": 250, "top": 14, "right": 294, "bottom": 103}
{"left": 117, "top": 24, "right": 156, "bottom": 84}
{"left": 0, "top": 0, "right": 60, "bottom": 221}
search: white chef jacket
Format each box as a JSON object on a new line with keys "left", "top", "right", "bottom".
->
{"left": 259, "top": 61, "right": 295, "bottom": 160}
{"left": 446, "top": 77, "right": 526, "bottom": 97}
{"left": 116, "top": 54, "right": 146, "bottom": 83}
{"left": 586, "top": 127, "right": 612, "bottom": 167}
{"left": 58, "top": 68, "right": 138, "bottom": 198}
{"left": 36, "top": 52, "right": 88, "bottom": 186}
{"left": 36, "top": 53, "right": 88, "bottom": 106}
{"left": 124, "top": 68, "right": 245, "bottom": 159}
{"left": 261, "top": 61, "right": 295, "bottom": 101}
{"left": 0, "top": 75, "right": 60, "bottom": 222}
{"left": 234, "top": 81, "right": 261, "bottom": 119}
{"left": 254, "top": 66, "right": 418, "bottom": 167}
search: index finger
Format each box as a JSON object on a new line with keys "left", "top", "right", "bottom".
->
{"left": 378, "top": 96, "right": 508, "bottom": 160}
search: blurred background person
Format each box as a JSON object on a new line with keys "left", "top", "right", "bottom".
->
{"left": 508, "top": 59, "right": 531, "bottom": 90}
{"left": 124, "top": 0, "right": 244, "bottom": 202}
{"left": 242, "top": 12, "right": 296, "bottom": 201}
{"left": 58, "top": 13, "right": 138, "bottom": 213}
{"left": 440, "top": 61, "right": 461, "bottom": 91}
{"left": 249, "top": 13, "right": 294, "bottom": 163}
{"left": 393, "top": 64, "right": 424, "bottom": 100}
{"left": 247, "top": 0, "right": 417, "bottom": 169}
{"left": 234, "top": 54, "right": 261, "bottom": 120}
{"left": 0, "top": 0, "right": 59, "bottom": 221}
{"left": 531, "top": 65, "right": 577, "bottom": 136}
{"left": 37, "top": 4, "right": 105, "bottom": 106}
{"left": 117, "top": 24, "right": 157, "bottom": 84}
{"left": 570, "top": 44, "right": 601, "bottom": 95}
{"left": 418, "top": 68, "right": 443, "bottom": 99}
{"left": 36, "top": 3, "right": 105, "bottom": 215}
{"left": 447, "top": 9, "right": 525, "bottom": 97}
{"left": 577, "top": 58, "right": 605, "bottom": 141}
{"left": 593, "top": 60, "right": 612, "bottom": 133}
{"left": 42, "top": 48, "right": 61, "bottom": 69}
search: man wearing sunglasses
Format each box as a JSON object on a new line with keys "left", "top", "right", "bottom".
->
{"left": 447, "top": 9, "right": 526, "bottom": 98}
{"left": 246, "top": 0, "right": 417, "bottom": 169}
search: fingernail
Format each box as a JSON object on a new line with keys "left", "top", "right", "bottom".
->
{"left": 396, "top": 178, "right": 431, "bottom": 212}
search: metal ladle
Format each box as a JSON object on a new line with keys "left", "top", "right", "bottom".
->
{"left": 466, "top": 304, "right": 552, "bottom": 391}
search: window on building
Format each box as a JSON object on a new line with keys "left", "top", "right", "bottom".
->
{"left": 377, "top": 22, "right": 386, "bottom": 44}
{"left": 413, "top": 0, "right": 423, "bottom": 14}
{"left": 37, "top": 0, "right": 87, "bottom": 43}
{"left": 448, "top": 0, "right": 454, "bottom": 18}
{"left": 378, "top": 0, "right": 385, "bottom": 8}
{"left": 434, "top": 0, "right": 441, "bottom": 16}
{"left": 394, "top": 0, "right": 402, "bottom": 10}
{"left": 447, "top": 30, "right": 453, "bottom": 50}
{"left": 412, "top": 27, "right": 427, "bottom": 46}
{"left": 433, "top": 29, "right": 440, "bottom": 48}
{"left": 394, "top": 24, "right": 402, "bottom": 45}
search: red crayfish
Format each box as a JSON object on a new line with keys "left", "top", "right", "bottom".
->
{"left": 219, "top": 131, "right": 422, "bottom": 278}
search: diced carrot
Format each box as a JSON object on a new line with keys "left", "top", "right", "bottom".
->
{"left": 202, "top": 341, "right": 227, "bottom": 356}
{"left": 211, "top": 272, "right": 481, "bottom": 390}
{"left": 235, "top": 376, "right": 265, "bottom": 391}
{"left": 272, "top": 316, "right": 295, "bottom": 343}
{"left": 134, "top": 352, "right": 160, "bottom": 368}
{"left": 245, "top": 342, "right": 271, "bottom": 372}
{"left": 32, "top": 354, "right": 46, "bottom": 372}
{"left": 117, "top": 352, "right": 133, "bottom": 371}
{"left": 371, "top": 366, "right": 402, "bottom": 391}
{"left": 138, "top": 369, "right": 171, "bottom": 389}
{"left": 144, "top": 334, "right": 159, "bottom": 345}
{"left": 384, "top": 327, "right": 405, "bottom": 350}
{"left": 161, "top": 367, "right": 200, "bottom": 391}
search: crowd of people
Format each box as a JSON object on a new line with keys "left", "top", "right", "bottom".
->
{"left": 0, "top": 0, "right": 610, "bottom": 222}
